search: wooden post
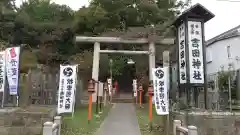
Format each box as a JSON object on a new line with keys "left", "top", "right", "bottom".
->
{"left": 88, "top": 79, "right": 95, "bottom": 123}
{"left": 139, "top": 85, "right": 143, "bottom": 106}
{"left": 149, "top": 94, "right": 153, "bottom": 130}
{"left": 88, "top": 93, "right": 92, "bottom": 123}
{"left": 163, "top": 51, "right": 170, "bottom": 135}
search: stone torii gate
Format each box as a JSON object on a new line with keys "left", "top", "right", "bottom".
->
{"left": 75, "top": 36, "right": 175, "bottom": 102}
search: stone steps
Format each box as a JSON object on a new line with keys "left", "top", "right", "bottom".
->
{"left": 112, "top": 98, "right": 134, "bottom": 103}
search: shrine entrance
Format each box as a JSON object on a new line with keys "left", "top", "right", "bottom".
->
{"left": 75, "top": 36, "right": 174, "bottom": 102}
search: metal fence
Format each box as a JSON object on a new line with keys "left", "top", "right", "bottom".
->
{"left": 206, "top": 71, "right": 237, "bottom": 111}
{"left": 1, "top": 68, "right": 83, "bottom": 107}
{"left": 170, "top": 70, "right": 239, "bottom": 111}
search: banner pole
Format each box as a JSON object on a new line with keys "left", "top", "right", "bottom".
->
{"left": 2, "top": 69, "right": 6, "bottom": 108}
{"left": 17, "top": 46, "right": 21, "bottom": 107}
{"left": 72, "top": 65, "right": 78, "bottom": 118}
{"left": 1, "top": 92, "right": 4, "bottom": 108}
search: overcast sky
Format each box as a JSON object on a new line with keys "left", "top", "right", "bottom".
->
{"left": 15, "top": 0, "right": 240, "bottom": 40}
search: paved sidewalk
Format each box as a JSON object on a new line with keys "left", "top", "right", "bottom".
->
{"left": 94, "top": 103, "right": 141, "bottom": 135}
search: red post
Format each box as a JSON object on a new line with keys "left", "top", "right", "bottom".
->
{"left": 114, "top": 81, "right": 119, "bottom": 96}
{"left": 88, "top": 79, "right": 95, "bottom": 123}
{"left": 139, "top": 85, "right": 143, "bottom": 106}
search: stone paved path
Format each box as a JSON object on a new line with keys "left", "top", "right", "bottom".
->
{"left": 94, "top": 103, "right": 141, "bottom": 135}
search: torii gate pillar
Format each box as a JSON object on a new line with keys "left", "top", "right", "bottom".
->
{"left": 92, "top": 42, "right": 100, "bottom": 102}
{"left": 149, "top": 42, "right": 156, "bottom": 81}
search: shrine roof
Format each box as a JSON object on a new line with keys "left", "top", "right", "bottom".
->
{"left": 173, "top": 3, "right": 215, "bottom": 27}
{"left": 206, "top": 25, "right": 240, "bottom": 46}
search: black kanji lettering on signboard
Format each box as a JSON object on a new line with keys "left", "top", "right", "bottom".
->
{"left": 67, "top": 85, "right": 72, "bottom": 90}
{"left": 195, "top": 31, "right": 200, "bottom": 35}
{"left": 67, "top": 79, "right": 73, "bottom": 84}
{"left": 181, "top": 32, "right": 184, "bottom": 37}
{"left": 65, "top": 104, "right": 70, "bottom": 109}
{"left": 60, "top": 104, "right": 63, "bottom": 108}
{"left": 63, "top": 67, "right": 73, "bottom": 77}
{"left": 181, "top": 60, "right": 185, "bottom": 68}
{"left": 0, "top": 78, "right": 3, "bottom": 84}
{"left": 66, "top": 98, "right": 71, "bottom": 103}
{"left": 180, "top": 40, "right": 185, "bottom": 49}
{"left": 157, "top": 106, "right": 160, "bottom": 109}
{"left": 192, "top": 49, "right": 200, "bottom": 57}
{"left": 161, "top": 106, "right": 166, "bottom": 112}
{"left": 180, "top": 51, "right": 184, "bottom": 59}
{"left": 11, "top": 68, "right": 17, "bottom": 76}
{"left": 60, "top": 91, "right": 64, "bottom": 95}
{"left": 159, "top": 87, "right": 164, "bottom": 93}
{"left": 191, "top": 38, "right": 200, "bottom": 48}
{"left": 193, "top": 71, "right": 202, "bottom": 80}
{"left": 155, "top": 69, "right": 164, "bottom": 79}
{"left": 192, "top": 59, "right": 201, "bottom": 69}
{"left": 181, "top": 72, "right": 186, "bottom": 80}
{"left": 191, "top": 30, "right": 194, "bottom": 35}
{"left": 159, "top": 93, "right": 164, "bottom": 99}
{"left": 10, "top": 59, "right": 17, "bottom": 66}
{"left": 66, "top": 91, "right": 72, "bottom": 97}
{"left": 160, "top": 100, "right": 165, "bottom": 106}
{"left": 159, "top": 81, "right": 164, "bottom": 86}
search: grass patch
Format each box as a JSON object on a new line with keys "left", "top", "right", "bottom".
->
{"left": 136, "top": 104, "right": 165, "bottom": 135}
{"left": 61, "top": 104, "right": 112, "bottom": 135}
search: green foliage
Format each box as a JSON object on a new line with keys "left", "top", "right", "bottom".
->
{"left": 217, "top": 71, "right": 237, "bottom": 99}
{"left": 110, "top": 56, "right": 127, "bottom": 76}
{"left": 0, "top": 0, "right": 190, "bottom": 78}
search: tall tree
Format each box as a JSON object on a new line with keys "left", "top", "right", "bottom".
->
{"left": 15, "top": 0, "right": 75, "bottom": 66}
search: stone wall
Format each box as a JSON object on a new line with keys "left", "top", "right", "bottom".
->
{"left": 0, "top": 106, "right": 56, "bottom": 135}
{"left": 171, "top": 111, "right": 240, "bottom": 135}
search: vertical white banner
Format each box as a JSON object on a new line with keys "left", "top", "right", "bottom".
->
{"left": 187, "top": 21, "right": 204, "bottom": 84}
{"left": 57, "top": 65, "right": 77, "bottom": 114}
{"left": 0, "top": 51, "right": 6, "bottom": 92}
{"left": 152, "top": 67, "right": 169, "bottom": 115}
{"left": 6, "top": 47, "right": 20, "bottom": 95}
{"left": 133, "top": 79, "right": 137, "bottom": 97}
{"left": 178, "top": 23, "right": 187, "bottom": 84}
{"left": 107, "top": 78, "right": 112, "bottom": 96}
